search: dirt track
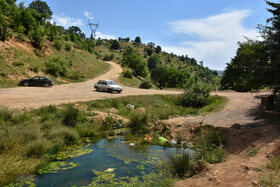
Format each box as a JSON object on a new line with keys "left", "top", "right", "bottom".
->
{"left": 0, "top": 61, "right": 182, "bottom": 109}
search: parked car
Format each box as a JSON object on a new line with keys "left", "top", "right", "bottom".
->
{"left": 94, "top": 80, "right": 122, "bottom": 93}
{"left": 19, "top": 76, "right": 54, "bottom": 87}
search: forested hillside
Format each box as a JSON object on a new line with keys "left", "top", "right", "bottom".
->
{"left": 0, "top": 0, "right": 220, "bottom": 89}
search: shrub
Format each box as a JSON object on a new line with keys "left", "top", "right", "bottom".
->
{"left": 15, "top": 33, "right": 26, "bottom": 42}
{"left": 75, "top": 123, "right": 97, "bottom": 138}
{"left": 62, "top": 105, "right": 79, "bottom": 127}
{"left": 47, "top": 126, "right": 79, "bottom": 145}
{"left": 168, "top": 151, "right": 192, "bottom": 178}
{"left": 139, "top": 80, "right": 152, "bottom": 89}
{"left": 67, "top": 70, "right": 85, "bottom": 81}
{"left": 127, "top": 112, "right": 149, "bottom": 135}
{"left": 12, "top": 62, "right": 24, "bottom": 66}
{"left": 54, "top": 40, "right": 63, "bottom": 51}
{"left": 45, "top": 57, "right": 70, "bottom": 77}
{"left": 180, "top": 82, "right": 211, "bottom": 107}
{"left": 25, "top": 139, "right": 47, "bottom": 158}
{"left": 29, "top": 27, "right": 44, "bottom": 48}
{"left": 29, "top": 66, "right": 39, "bottom": 73}
{"left": 123, "top": 69, "right": 133, "bottom": 79}
{"left": 103, "top": 53, "right": 115, "bottom": 61}
{"left": 65, "top": 44, "right": 71, "bottom": 51}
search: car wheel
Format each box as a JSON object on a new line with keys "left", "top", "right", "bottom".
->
{"left": 23, "top": 82, "right": 29, "bottom": 87}
{"left": 44, "top": 83, "right": 49, "bottom": 87}
{"left": 96, "top": 87, "right": 100, "bottom": 92}
{"left": 117, "top": 91, "right": 122, "bottom": 93}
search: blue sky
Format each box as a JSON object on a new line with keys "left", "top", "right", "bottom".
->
{"left": 21, "top": 0, "right": 271, "bottom": 70}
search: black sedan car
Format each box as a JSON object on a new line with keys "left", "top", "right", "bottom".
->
{"left": 20, "top": 76, "right": 54, "bottom": 87}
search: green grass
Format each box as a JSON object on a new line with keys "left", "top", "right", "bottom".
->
{"left": 260, "top": 156, "right": 280, "bottom": 186}
{"left": 0, "top": 94, "right": 226, "bottom": 185}
{"left": 0, "top": 45, "right": 109, "bottom": 88}
{"left": 85, "top": 94, "right": 226, "bottom": 121}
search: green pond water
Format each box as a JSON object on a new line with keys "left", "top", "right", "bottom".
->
{"left": 20, "top": 137, "right": 195, "bottom": 186}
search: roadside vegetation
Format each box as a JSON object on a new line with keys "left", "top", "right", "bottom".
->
{"left": 0, "top": 0, "right": 220, "bottom": 90}
{"left": 0, "top": 94, "right": 226, "bottom": 186}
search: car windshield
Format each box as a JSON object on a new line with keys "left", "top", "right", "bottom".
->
{"left": 107, "top": 81, "right": 117, "bottom": 85}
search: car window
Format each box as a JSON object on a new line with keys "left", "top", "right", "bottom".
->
{"left": 107, "top": 81, "right": 117, "bottom": 85}
{"left": 32, "top": 77, "right": 40, "bottom": 80}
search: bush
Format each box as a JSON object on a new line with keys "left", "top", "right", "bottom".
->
{"left": 139, "top": 80, "right": 152, "bottom": 89}
{"left": 127, "top": 112, "right": 149, "bottom": 135}
{"left": 180, "top": 82, "right": 211, "bottom": 107}
{"left": 168, "top": 151, "right": 192, "bottom": 178}
{"left": 54, "top": 40, "right": 63, "bottom": 51}
{"left": 65, "top": 44, "right": 71, "bottom": 51}
{"left": 29, "top": 27, "right": 44, "bottom": 48}
{"left": 103, "top": 53, "right": 115, "bottom": 61}
{"left": 123, "top": 69, "right": 133, "bottom": 79}
{"left": 25, "top": 139, "right": 47, "bottom": 158}
{"left": 62, "top": 105, "right": 79, "bottom": 127}
{"left": 45, "top": 57, "right": 70, "bottom": 77}
{"left": 47, "top": 126, "right": 79, "bottom": 145}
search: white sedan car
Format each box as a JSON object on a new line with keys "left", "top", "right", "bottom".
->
{"left": 94, "top": 80, "right": 123, "bottom": 93}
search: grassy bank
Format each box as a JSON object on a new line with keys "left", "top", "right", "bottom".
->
{"left": 0, "top": 44, "right": 109, "bottom": 88}
{"left": 0, "top": 94, "right": 226, "bottom": 185}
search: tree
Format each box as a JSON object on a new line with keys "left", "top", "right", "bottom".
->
{"left": 14, "top": 8, "right": 37, "bottom": 34}
{"left": 221, "top": 40, "right": 268, "bottom": 92}
{"left": 0, "top": 10, "right": 9, "bottom": 42}
{"left": 147, "top": 55, "right": 160, "bottom": 71}
{"left": 134, "top": 36, "right": 141, "bottom": 44}
{"left": 28, "top": 0, "right": 53, "bottom": 23}
{"left": 110, "top": 40, "right": 120, "bottom": 50}
{"left": 147, "top": 42, "right": 155, "bottom": 48}
{"left": 122, "top": 47, "right": 148, "bottom": 77}
{"left": 145, "top": 47, "right": 153, "bottom": 56}
{"left": 151, "top": 65, "right": 168, "bottom": 89}
{"left": 155, "top": 45, "right": 161, "bottom": 54}
{"left": 259, "top": 1, "right": 280, "bottom": 95}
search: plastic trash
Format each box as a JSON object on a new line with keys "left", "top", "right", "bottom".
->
{"left": 126, "top": 104, "right": 134, "bottom": 109}
{"left": 129, "top": 143, "right": 135, "bottom": 146}
{"left": 170, "top": 139, "right": 177, "bottom": 145}
{"left": 158, "top": 136, "right": 168, "bottom": 144}
{"left": 105, "top": 168, "right": 116, "bottom": 173}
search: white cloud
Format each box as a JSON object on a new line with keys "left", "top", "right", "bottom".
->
{"left": 166, "top": 10, "right": 259, "bottom": 70}
{"left": 52, "top": 14, "right": 83, "bottom": 28}
{"left": 95, "top": 32, "right": 116, "bottom": 40}
{"left": 84, "top": 11, "right": 94, "bottom": 20}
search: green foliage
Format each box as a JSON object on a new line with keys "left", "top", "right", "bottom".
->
{"left": 54, "top": 40, "right": 63, "bottom": 51}
{"left": 180, "top": 81, "right": 211, "bottom": 108}
{"left": 127, "top": 111, "right": 149, "bottom": 135}
{"left": 139, "top": 80, "right": 152, "bottom": 89}
{"left": 145, "top": 47, "right": 153, "bottom": 56}
{"left": 64, "top": 43, "right": 71, "bottom": 51}
{"left": 195, "top": 125, "right": 227, "bottom": 164}
{"left": 0, "top": 10, "right": 9, "bottom": 42}
{"left": 122, "top": 47, "right": 148, "bottom": 78}
{"left": 45, "top": 57, "right": 70, "bottom": 77}
{"left": 168, "top": 151, "right": 192, "bottom": 178}
{"left": 148, "top": 55, "right": 160, "bottom": 71}
{"left": 29, "top": 27, "right": 44, "bottom": 48}
{"left": 151, "top": 65, "right": 167, "bottom": 89}
{"left": 155, "top": 45, "right": 162, "bottom": 54}
{"left": 25, "top": 139, "right": 47, "bottom": 158}
{"left": 110, "top": 40, "right": 120, "bottom": 50}
{"left": 47, "top": 126, "right": 79, "bottom": 145}
{"left": 61, "top": 105, "right": 79, "bottom": 127}
{"left": 103, "top": 53, "right": 115, "bottom": 61}
{"left": 123, "top": 69, "right": 133, "bottom": 79}
{"left": 28, "top": 0, "right": 53, "bottom": 23}
{"left": 221, "top": 40, "right": 268, "bottom": 92}
{"left": 14, "top": 8, "right": 37, "bottom": 34}
{"left": 134, "top": 36, "right": 141, "bottom": 44}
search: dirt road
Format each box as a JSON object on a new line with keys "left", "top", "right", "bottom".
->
{"left": 165, "top": 91, "right": 270, "bottom": 128}
{"left": 0, "top": 61, "right": 182, "bottom": 109}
